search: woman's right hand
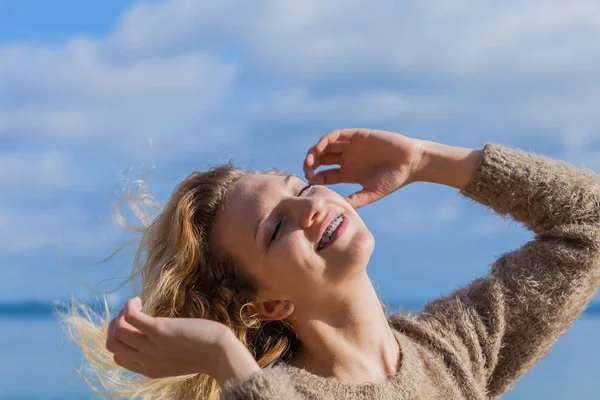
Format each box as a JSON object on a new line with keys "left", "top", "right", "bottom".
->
{"left": 106, "top": 297, "right": 260, "bottom": 385}
{"left": 303, "top": 129, "right": 426, "bottom": 209}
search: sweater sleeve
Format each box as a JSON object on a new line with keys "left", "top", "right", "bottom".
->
{"left": 414, "top": 143, "right": 600, "bottom": 397}
{"left": 219, "top": 366, "right": 305, "bottom": 400}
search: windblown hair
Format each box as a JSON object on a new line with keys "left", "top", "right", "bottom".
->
{"left": 58, "top": 164, "right": 299, "bottom": 399}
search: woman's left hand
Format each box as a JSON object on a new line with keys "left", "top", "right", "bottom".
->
{"left": 303, "top": 129, "right": 425, "bottom": 208}
{"left": 106, "top": 297, "right": 258, "bottom": 382}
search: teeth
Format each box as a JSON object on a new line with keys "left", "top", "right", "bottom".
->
{"left": 318, "top": 215, "right": 343, "bottom": 249}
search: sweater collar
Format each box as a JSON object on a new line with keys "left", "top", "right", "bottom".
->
{"left": 277, "top": 329, "right": 423, "bottom": 399}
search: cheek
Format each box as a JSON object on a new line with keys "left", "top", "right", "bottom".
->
{"left": 267, "top": 232, "right": 316, "bottom": 276}
{"left": 283, "top": 233, "right": 323, "bottom": 279}
{"left": 285, "top": 230, "right": 314, "bottom": 259}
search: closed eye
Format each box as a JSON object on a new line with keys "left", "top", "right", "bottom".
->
{"left": 269, "top": 183, "right": 312, "bottom": 246}
{"left": 298, "top": 183, "right": 312, "bottom": 196}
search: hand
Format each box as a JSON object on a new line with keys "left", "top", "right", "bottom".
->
{"left": 303, "top": 129, "right": 425, "bottom": 208}
{"left": 106, "top": 297, "right": 258, "bottom": 383}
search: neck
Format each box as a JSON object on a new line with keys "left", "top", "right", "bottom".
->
{"left": 288, "top": 274, "right": 401, "bottom": 384}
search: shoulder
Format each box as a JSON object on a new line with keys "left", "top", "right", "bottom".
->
{"left": 388, "top": 311, "right": 472, "bottom": 366}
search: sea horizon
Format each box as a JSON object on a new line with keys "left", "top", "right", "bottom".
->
{"left": 2, "top": 298, "right": 599, "bottom": 319}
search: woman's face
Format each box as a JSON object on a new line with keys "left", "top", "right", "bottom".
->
{"left": 212, "top": 173, "right": 375, "bottom": 314}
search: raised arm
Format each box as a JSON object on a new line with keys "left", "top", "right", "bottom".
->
{"left": 102, "top": 297, "right": 304, "bottom": 400}
{"left": 217, "top": 330, "right": 304, "bottom": 400}
{"left": 410, "top": 141, "right": 600, "bottom": 397}
{"left": 303, "top": 129, "right": 599, "bottom": 397}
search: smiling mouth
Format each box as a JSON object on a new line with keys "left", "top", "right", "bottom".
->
{"left": 317, "top": 214, "right": 345, "bottom": 251}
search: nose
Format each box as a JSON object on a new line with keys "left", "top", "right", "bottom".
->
{"left": 290, "top": 196, "right": 325, "bottom": 230}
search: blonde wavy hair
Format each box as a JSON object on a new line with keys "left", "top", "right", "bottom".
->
{"left": 57, "top": 164, "right": 299, "bottom": 399}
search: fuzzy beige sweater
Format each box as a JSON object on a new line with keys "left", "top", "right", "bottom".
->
{"left": 220, "top": 143, "right": 600, "bottom": 400}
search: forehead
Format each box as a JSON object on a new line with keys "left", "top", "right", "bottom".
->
{"left": 228, "top": 173, "right": 291, "bottom": 209}
{"left": 216, "top": 173, "right": 294, "bottom": 232}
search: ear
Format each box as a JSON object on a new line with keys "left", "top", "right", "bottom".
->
{"left": 254, "top": 299, "right": 294, "bottom": 321}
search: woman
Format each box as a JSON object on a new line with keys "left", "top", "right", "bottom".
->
{"left": 63, "top": 129, "right": 600, "bottom": 399}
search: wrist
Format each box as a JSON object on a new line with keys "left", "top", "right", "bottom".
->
{"left": 414, "top": 140, "right": 483, "bottom": 190}
{"left": 212, "top": 329, "right": 261, "bottom": 388}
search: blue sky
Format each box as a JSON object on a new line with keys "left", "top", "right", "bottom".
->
{"left": 1, "top": 0, "right": 599, "bottom": 305}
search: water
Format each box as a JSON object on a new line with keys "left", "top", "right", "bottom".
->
{"left": 1, "top": 305, "right": 599, "bottom": 399}
{"left": 0, "top": 317, "right": 93, "bottom": 400}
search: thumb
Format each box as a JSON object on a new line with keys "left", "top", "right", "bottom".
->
{"left": 123, "top": 297, "right": 156, "bottom": 334}
{"left": 345, "top": 189, "right": 377, "bottom": 209}
{"left": 130, "top": 296, "right": 143, "bottom": 312}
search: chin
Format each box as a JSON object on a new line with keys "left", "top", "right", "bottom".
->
{"left": 324, "top": 228, "right": 374, "bottom": 281}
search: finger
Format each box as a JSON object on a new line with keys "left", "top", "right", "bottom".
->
{"left": 315, "top": 130, "right": 356, "bottom": 153}
{"left": 345, "top": 190, "right": 378, "bottom": 209}
{"left": 318, "top": 154, "right": 342, "bottom": 167}
{"left": 303, "top": 147, "right": 317, "bottom": 179}
{"left": 106, "top": 306, "right": 124, "bottom": 341}
{"left": 304, "top": 137, "right": 348, "bottom": 165}
{"left": 124, "top": 297, "right": 158, "bottom": 335}
{"left": 114, "top": 306, "right": 125, "bottom": 323}
{"left": 303, "top": 144, "right": 323, "bottom": 172}
{"left": 304, "top": 141, "right": 350, "bottom": 179}
{"left": 113, "top": 321, "right": 149, "bottom": 351}
{"left": 116, "top": 302, "right": 142, "bottom": 330}
{"left": 311, "top": 168, "right": 342, "bottom": 186}
{"left": 106, "top": 334, "right": 140, "bottom": 359}
{"left": 305, "top": 141, "right": 349, "bottom": 169}
{"left": 129, "top": 296, "right": 143, "bottom": 312}
{"left": 305, "top": 148, "right": 316, "bottom": 167}
{"left": 311, "top": 154, "right": 321, "bottom": 172}
{"left": 113, "top": 354, "right": 147, "bottom": 376}
{"left": 114, "top": 305, "right": 150, "bottom": 346}
{"left": 317, "top": 142, "right": 350, "bottom": 156}
{"left": 312, "top": 141, "right": 349, "bottom": 159}
{"left": 107, "top": 317, "right": 116, "bottom": 337}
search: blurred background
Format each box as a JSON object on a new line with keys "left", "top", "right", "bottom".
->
{"left": 1, "top": 1, "right": 599, "bottom": 399}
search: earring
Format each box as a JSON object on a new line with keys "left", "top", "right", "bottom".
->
{"left": 283, "top": 303, "right": 290, "bottom": 312}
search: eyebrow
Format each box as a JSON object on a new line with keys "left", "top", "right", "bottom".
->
{"left": 254, "top": 174, "right": 294, "bottom": 247}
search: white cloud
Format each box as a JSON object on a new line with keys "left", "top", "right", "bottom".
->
{"left": 0, "top": 38, "right": 238, "bottom": 157}
{"left": 3, "top": 0, "right": 600, "bottom": 154}
{"left": 2, "top": 0, "right": 600, "bottom": 257}
{"left": 562, "top": 128, "right": 595, "bottom": 151}
{"left": 109, "top": 0, "right": 230, "bottom": 53}
{"left": 245, "top": 88, "right": 450, "bottom": 125}
{"left": 103, "top": 0, "right": 600, "bottom": 150}
{"left": 109, "top": 0, "right": 600, "bottom": 77}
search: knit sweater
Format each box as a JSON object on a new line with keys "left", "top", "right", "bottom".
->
{"left": 220, "top": 143, "right": 600, "bottom": 400}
